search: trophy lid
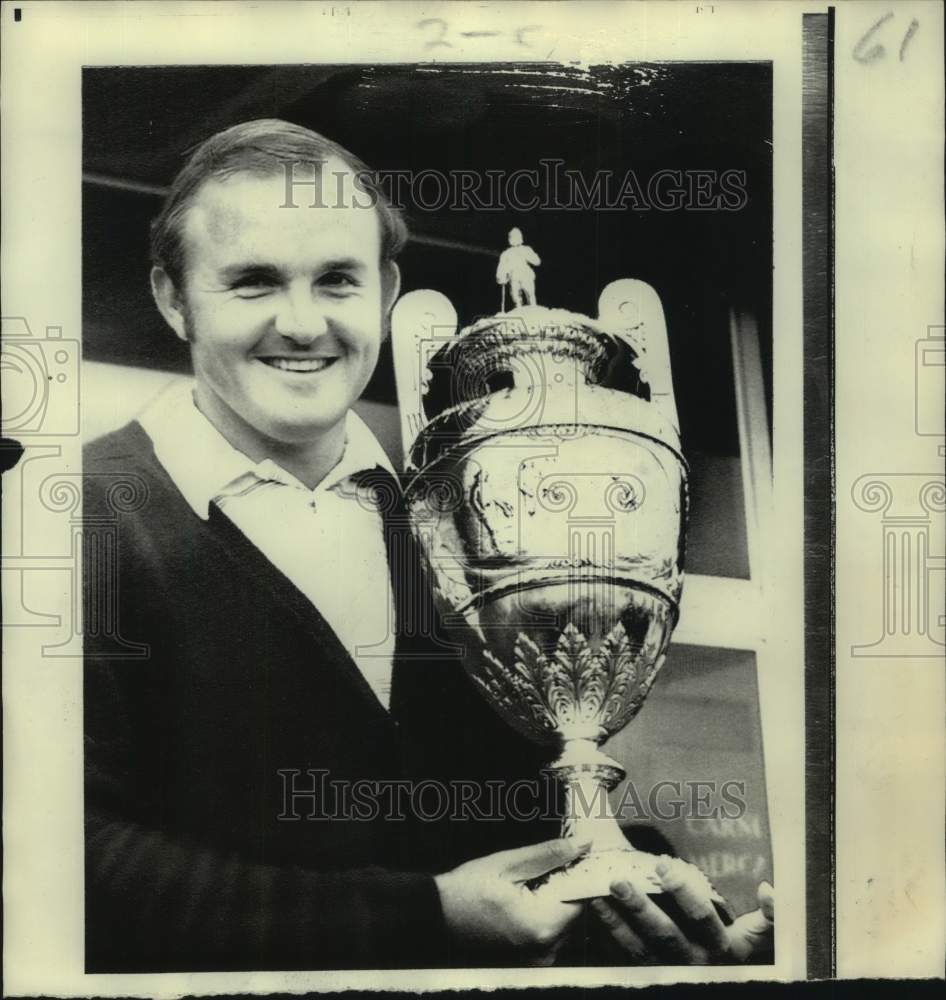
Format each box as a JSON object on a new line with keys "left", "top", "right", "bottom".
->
{"left": 391, "top": 237, "right": 681, "bottom": 473}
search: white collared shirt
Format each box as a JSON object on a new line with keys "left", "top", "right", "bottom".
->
{"left": 138, "top": 378, "right": 397, "bottom": 709}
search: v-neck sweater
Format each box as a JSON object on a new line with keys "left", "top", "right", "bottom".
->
{"left": 83, "top": 421, "right": 554, "bottom": 972}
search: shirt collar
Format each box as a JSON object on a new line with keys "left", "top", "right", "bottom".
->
{"left": 138, "top": 378, "right": 396, "bottom": 519}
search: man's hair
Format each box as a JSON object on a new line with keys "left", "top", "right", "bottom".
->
{"left": 150, "top": 118, "right": 408, "bottom": 288}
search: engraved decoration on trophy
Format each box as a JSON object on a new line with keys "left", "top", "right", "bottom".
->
{"left": 392, "top": 237, "right": 720, "bottom": 904}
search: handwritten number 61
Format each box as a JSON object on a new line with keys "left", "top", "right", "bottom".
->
{"left": 854, "top": 11, "right": 920, "bottom": 64}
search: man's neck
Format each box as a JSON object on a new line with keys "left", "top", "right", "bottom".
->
{"left": 193, "top": 383, "right": 346, "bottom": 491}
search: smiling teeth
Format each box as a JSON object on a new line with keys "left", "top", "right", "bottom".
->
{"left": 263, "top": 358, "right": 333, "bottom": 372}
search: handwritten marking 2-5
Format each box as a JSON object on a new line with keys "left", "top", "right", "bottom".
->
{"left": 416, "top": 19, "right": 543, "bottom": 50}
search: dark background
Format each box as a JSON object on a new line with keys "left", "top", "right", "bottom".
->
{"left": 83, "top": 63, "right": 772, "bottom": 577}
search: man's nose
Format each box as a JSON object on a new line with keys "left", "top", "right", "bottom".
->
{"left": 273, "top": 287, "right": 329, "bottom": 344}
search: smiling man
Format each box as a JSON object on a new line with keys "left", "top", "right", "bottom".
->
{"left": 144, "top": 145, "right": 405, "bottom": 708}
{"left": 150, "top": 156, "right": 396, "bottom": 491}
{"left": 82, "top": 119, "right": 587, "bottom": 973}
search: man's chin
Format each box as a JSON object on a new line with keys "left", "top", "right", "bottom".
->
{"left": 259, "top": 415, "right": 348, "bottom": 448}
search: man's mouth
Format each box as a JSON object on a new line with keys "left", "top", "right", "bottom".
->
{"left": 257, "top": 357, "right": 339, "bottom": 373}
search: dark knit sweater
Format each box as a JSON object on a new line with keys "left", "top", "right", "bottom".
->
{"left": 83, "top": 421, "right": 554, "bottom": 973}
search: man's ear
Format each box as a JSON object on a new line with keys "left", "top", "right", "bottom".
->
{"left": 380, "top": 261, "right": 401, "bottom": 318}
{"left": 150, "top": 266, "right": 189, "bottom": 343}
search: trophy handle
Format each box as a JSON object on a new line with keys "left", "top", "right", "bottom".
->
{"left": 597, "top": 279, "right": 679, "bottom": 432}
{"left": 390, "top": 289, "right": 458, "bottom": 461}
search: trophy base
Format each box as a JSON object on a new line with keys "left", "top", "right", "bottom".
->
{"left": 529, "top": 847, "right": 666, "bottom": 903}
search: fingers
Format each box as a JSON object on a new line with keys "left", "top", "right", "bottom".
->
{"left": 758, "top": 880, "right": 775, "bottom": 922}
{"left": 607, "top": 880, "right": 704, "bottom": 964}
{"left": 519, "top": 883, "right": 583, "bottom": 930}
{"left": 517, "top": 886, "right": 582, "bottom": 960}
{"left": 594, "top": 872, "right": 776, "bottom": 966}
{"left": 589, "top": 897, "right": 649, "bottom": 961}
{"left": 498, "top": 836, "right": 593, "bottom": 881}
{"left": 726, "top": 907, "right": 774, "bottom": 962}
{"left": 724, "top": 882, "right": 775, "bottom": 963}
{"left": 656, "top": 860, "right": 730, "bottom": 957}
{"left": 527, "top": 928, "right": 572, "bottom": 967}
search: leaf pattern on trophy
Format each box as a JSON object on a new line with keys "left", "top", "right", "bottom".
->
{"left": 573, "top": 629, "right": 608, "bottom": 722}
{"left": 549, "top": 622, "right": 593, "bottom": 724}
{"left": 639, "top": 624, "right": 664, "bottom": 671}
{"left": 513, "top": 633, "right": 544, "bottom": 685}
{"left": 515, "top": 632, "right": 562, "bottom": 729}
{"left": 606, "top": 650, "right": 664, "bottom": 725}
{"left": 555, "top": 623, "right": 593, "bottom": 684}
{"left": 511, "top": 636, "right": 559, "bottom": 730}
{"left": 598, "top": 621, "right": 637, "bottom": 726}
{"left": 470, "top": 615, "right": 671, "bottom": 743}
{"left": 475, "top": 648, "right": 552, "bottom": 734}
{"left": 576, "top": 664, "right": 607, "bottom": 722}
{"left": 546, "top": 680, "right": 575, "bottom": 727}
{"left": 544, "top": 625, "right": 582, "bottom": 727}
{"left": 471, "top": 649, "right": 508, "bottom": 706}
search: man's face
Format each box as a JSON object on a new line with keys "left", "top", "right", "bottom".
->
{"left": 175, "top": 164, "right": 392, "bottom": 448}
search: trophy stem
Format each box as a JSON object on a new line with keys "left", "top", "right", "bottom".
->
{"left": 531, "top": 737, "right": 666, "bottom": 902}
{"left": 549, "top": 738, "right": 630, "bottom": 852}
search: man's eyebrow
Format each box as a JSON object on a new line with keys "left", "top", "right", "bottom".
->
{"left": 218, "top": 262, "right": 283, "bottom": 283}
{"left": 216, "top": 258, "right": 368, "bottom": 282}
{"left": 320, "top": 257, "right": 367, "bottom": 273}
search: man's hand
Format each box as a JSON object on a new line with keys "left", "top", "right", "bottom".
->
{"left": 435, "top": 837, "right": 590, "bottom": 965}
{"left": 590, "top": 860, "right": 775, "bottom": 965}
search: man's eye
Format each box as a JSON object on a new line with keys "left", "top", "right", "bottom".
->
{"left": 231, "top": 278, "right": 276, "bottom": 298}
{"left": 319, "top": 271, "right": 360, "bottom": 291}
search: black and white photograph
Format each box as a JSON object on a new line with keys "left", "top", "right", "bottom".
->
{"left": 2, "top": 1, "right": 943, "bottom": 995}
{"left": 79, "top": 59, "right": 776, "bottom": 973}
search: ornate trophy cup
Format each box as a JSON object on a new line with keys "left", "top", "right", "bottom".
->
{"left": 392, "top": 268, "right": 705, "bottom": 903}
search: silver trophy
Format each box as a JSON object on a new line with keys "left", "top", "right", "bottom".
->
{"left": 392, "top": 269, "right": 708, "bottom": 903}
